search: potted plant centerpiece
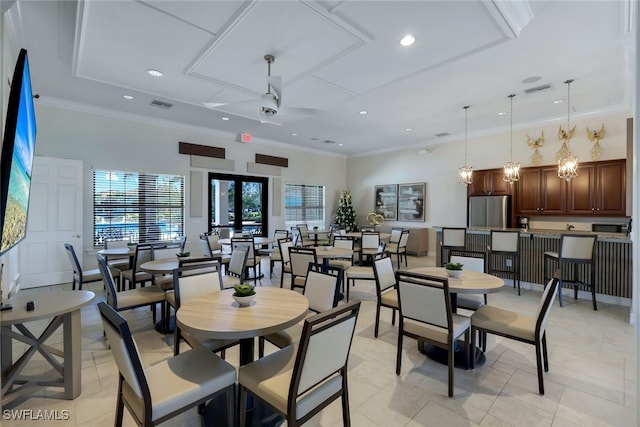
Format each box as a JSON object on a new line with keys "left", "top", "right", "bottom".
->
{"left": 176, "top": 251, "right": 190, "bottom": 258}
{"left": 232, "top": 283, "right": 256, "bottom": 307}
{"left": 444, "top": 262, "right": 463, "bottom": 278}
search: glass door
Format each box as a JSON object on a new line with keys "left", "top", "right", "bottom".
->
{"left": 208, "top": 173, "right": 268, "bottom": 237}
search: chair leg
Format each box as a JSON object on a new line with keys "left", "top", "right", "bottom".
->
{"left": 391, "top": 308, "right": 396, "bottom": 326}
{"left": 226, "top": 384, "right": 235, "bottom": 427}
{"left": 470, "top": 327, "right": 477, "bottom": 369}
{"left": 448, "top": 341, "right": 454, "bottom": 397}
{"left": 591, "top": 266, "right": 597, "bottom": 310}
{"left": 374, "top": 304, "right": 381, "bottom": 338}
{"left": 258, "top": 336, "right": 265, "bottom": 358}
{"left": 151, "top": 303, "right": 157, "bottom": 324}
{"left": 558, "top": 279, "right": 564, "bottom": 307}
{"left": 238, "top": 385, "right": 247, "bottom": 427}
{"left": 173, "top": 327, "right": 181, "bottom": 356}
{"left": 395, "top": 332, "right": 403, "bottom": 375}
{"left": 341, "top": 374, "right": 351, "bottom": 427}
{"left": 535, "top": 340, "right": 545, "bottom": 395}
{"left": 542, "top": 333, "right": 549, "bottom": 372}
{"left": 115, "top": 382, "right": 125, "bottom": 427}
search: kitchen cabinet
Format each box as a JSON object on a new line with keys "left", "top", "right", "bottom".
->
{"left": 516, "top": 166, "right": 565, "bottom": 215}
{"left": 467, "top": 168, "right": 513, "bottom": 197}
{"left": 566, "top": 159, "right": 626, "bottom": 216}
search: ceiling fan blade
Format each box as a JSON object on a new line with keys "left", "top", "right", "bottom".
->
{"left": 203, "top": 98, "right": 261, "bottom": 109}
{"left": 202, "top": 102, "right": 228, "bottom": 108}
{"left": 268, "top": 76, "right": 282, "bottom": 108}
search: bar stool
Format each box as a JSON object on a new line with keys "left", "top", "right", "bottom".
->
{"left": 440, "top": 227, "right": 467, "bottom": 266}
{"left": 487, "top": 230, "right": 521, "bottom": 295}
{"left": 543, "top": 234, "right": 597, "bottom": 310}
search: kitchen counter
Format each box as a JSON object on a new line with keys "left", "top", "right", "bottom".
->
{"left": 435, "top": 227, "right": 631, "bottom": 299}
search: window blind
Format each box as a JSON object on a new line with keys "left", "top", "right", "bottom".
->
{"left": 284, "top": 184, "right": 325, "bottom": 222}
{"left": 93, "top": 170, "right": 184, "bottom": 246}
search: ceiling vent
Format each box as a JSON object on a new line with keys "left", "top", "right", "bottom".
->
{"left": 321, "top": 140, "right": 336, "bottom": 144}
{"left": 435, "top": 132, "right": 451, "bottom": 137}
{"left": 150, "top": 100, "right": 173, "bottom": 109}
{"left": 524, "top": 83, "right": 552, "bottom": 95}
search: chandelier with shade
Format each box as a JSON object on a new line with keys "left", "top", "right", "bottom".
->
{"left": 503, "top": 94, "right": 520, "bottom": 183}
{"left": 459, "top": 106, "right": 473, "bottom": 185}
{"left": 557, "top": 79, "right": 578, "bottom": 181}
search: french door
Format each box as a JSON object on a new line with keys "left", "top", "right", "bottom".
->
{"left": 208, "top": 173, "right": 268, "bottom": 237}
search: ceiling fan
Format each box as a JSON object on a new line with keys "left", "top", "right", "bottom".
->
{"left": 203, "top": 54, "right": 319, "bottom": 125}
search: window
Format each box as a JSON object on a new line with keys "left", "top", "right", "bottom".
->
{"left": 284, "top": 184, "right": 325, "bottom": 226}
{"left": 93, "top": 170, "right": 184, "bottom": 246}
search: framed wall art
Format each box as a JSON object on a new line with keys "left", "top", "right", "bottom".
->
{"left": 374, "top": 184, "right": 397, "bottom": 220}
{"left": 397, "top": 182, "right": 425, "bottom": 222}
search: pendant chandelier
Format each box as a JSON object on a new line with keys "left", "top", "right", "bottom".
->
{"left": 503, "top": 94, "right": 520, "bottom": 183}
{"left": 557, "top": 79, "right": 578, "bottom": 181}
{"left": 458, "top": 105, "right": 473, "bottom": 185}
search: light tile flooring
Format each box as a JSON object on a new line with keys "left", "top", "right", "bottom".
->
{"left": 2, "top": 255, "right": 636, "bottom": 426}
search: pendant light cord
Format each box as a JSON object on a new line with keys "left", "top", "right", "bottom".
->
{"left": 463, "top": 106, "right": 469, "bottom": 164}
{"left": 509, "top": 94, "right": 515, "bottom": 161}
{"left": 565, "top": 79, "right": 573, "bottom": 138}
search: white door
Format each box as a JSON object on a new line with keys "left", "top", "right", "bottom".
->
{"left": 19, "top": 157, "right": 83, "bottom": 288}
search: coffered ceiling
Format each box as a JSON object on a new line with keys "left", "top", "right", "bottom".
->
{"left": 4, "top": 0, "right": 635, "bottom": 156}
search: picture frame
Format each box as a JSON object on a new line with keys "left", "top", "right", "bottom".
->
{"left": 397, "top": 182, "right": 425, "bottom": 222}
{"left": 374, "top": 184, "right": 398, "bottom": 221}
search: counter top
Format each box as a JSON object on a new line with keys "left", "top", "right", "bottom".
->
{"left": 434, "top": 226, "right": 630, "bottom": 242}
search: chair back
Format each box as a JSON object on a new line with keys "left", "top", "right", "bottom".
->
{"left": 64, "top": 243, "right": 82, "bottom": 284}
{"left": 152, "top": 244, "right": 179, "bottom": 260}
{"left": 132, "top": 244, "right": 153, "bottom": 272}
{"left": 449, "top": 254, "right": 485, "bottom": 273}
{"left": 442, "top": 228, "right": 466, "bottom": 248}
{"left": 207, "top": 234, "right": 222, "bottom": 252}
{"left": 559, "top": 234, "right": 596, "bottom": 261}
{"left": 398, "top": 230, "right": 410, "bottom": 248}
{"left": 232, "top": 237, "right": 256, "bottom": 260}
{"left": 361, "top": 232, "right": 380, "bottom": 249}
{"left": 332, "top": 236, "right": 354, "bottom": 250}
{"left": 199, "top": 234, "right": 213, "bottom": 257}
{"left": 290, "top": 301, "right": 361, "bottom": 404}
{"left": 296, "top": 224, "right": 309, "bottom": 233}
{"left": 289, "top": 247, "right": 318, "bottom": 279}
{"left": 490, "top": 230, "right": 519, "bottom": 253}
{"left": 227, "top": 246, "right": 249, "bottom": 280}
{"left": 303, "top": 263, "right": 342, "bottom": 312}
{"left": 274, "top": 229, "right": 289, "bottom": 241}
{"left": 396, "top": 271, "right": 451, "bottom": 330}
{"left": 278, "top": 237, "right": 294, "bottom": 265}
{"left": 536, "top": 276, "right": 560, "bottom": 338}
{"left": 173, "top": 263, "right": 223, "bottom": 308}
{"left": 390, "top": 228, "right": 403, "bottom": 244}
{"left": 97, "top": 302, "right": 150, "bottom": 412}
{"left": 97, "top": 255, "right": 120, "bottom": 309}
{"left": 105, "top": 239, "right": 129, "bottom": 249}
{"left": 372, "top": 253, "right": 396, "bottom": 293}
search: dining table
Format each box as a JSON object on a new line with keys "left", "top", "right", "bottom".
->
{"left": 176, "top": 286, "right": 309, "bottom": 426}
{"left": 398, "top": 267, "right": 505, "bottom": 368}
{"left": 345, "top": 231, "right": 391, "bottom": 241}
{"left": 1, "top": 290, "right": 95, "bottom": 407}
{"left": 97, "top": 246, "right": 135, "bottom": 267}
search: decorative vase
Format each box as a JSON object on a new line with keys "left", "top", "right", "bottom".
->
{"left": 232, "top": 294, "right": 255, "bottom": 307}
{"left": 445, "top": 269, "right": 462, "bottom": 278}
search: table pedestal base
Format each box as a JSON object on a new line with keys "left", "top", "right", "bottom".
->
{"left": 418, "top": 338, "right": 485, "bottom": 369}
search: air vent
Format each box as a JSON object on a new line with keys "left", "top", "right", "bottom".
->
{"left": 524, "top": 83, "right": 552, "bottom": 95}
{"left": 150, "top": 100, "right": 173, "bottom": 109}
{"left": 321, "top": 140, "right": 336, "bottom": 144}
{"left": 435, "top": 132, "right": 450, "bottom": 137}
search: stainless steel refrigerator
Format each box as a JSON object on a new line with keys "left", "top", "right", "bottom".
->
{"left": 468, "top": 195, "right": 511, "bottom": 228}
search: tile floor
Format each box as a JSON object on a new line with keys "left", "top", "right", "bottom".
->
{"left": 2, "top": 255, "right": 636, "bottom": 426}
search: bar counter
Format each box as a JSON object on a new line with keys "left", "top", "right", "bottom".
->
{"left": 435, "top": 227, "right": 631, "bottom": 299}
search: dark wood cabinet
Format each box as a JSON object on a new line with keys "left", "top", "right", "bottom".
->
{"left": 467, "top": 168, "right": 513, "bottom": 197}
{"left": 515, "top": 167, "right": 565, "bottom": 215}
{"left": 566, "top": 159, "right": 626, "bottom": 216}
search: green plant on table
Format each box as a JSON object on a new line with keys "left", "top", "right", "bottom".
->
{"left": 176, "top": 252, "right": 190, "bottom": 257}
{"left": 444, "top": 262, "right": 463, "bottom": 271}
{"left": 233, "top": 283, "right": 256, "bottom": 297}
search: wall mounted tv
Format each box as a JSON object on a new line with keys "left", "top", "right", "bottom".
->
{"left": 0, "top": 48, "right": 37, "bottom": 256}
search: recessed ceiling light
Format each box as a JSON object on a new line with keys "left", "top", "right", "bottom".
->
{"left": 122, "top": 95, "right": 134, "bottom": 100}
{"left": 221, "top": 117, "right": 230, "bottom": 121}
{"left": 553, "top": 99, "right": 564, "bottom": 104}
{"left": 359, "top": 110, "right": 368, "bottom": 115}
{"left": 405, "top": 127, "right": 414, "bottom": 132}
{"left": 338, "top": 143, "right": 344, "bottom": 147}
{"left": 291, "top": 133, "right": 298, "bottom": 136}
{"left": 400, "top": 34, "right": 415, "bottom": 47}
{"left": 147, "top": 69, "right": 164, "bottom": 77}
{"left": 498, "top": 111, "right": 507, "bottom": 116}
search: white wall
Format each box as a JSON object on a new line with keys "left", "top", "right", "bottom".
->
{"left": 33, "top": 103, "right": 347, "bottom": 267}
{"left": 347, "top": 112, "right": 630, "bottom": 254}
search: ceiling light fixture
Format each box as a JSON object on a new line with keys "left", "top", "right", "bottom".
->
{"left": 459, "top": 105, "right": 473, "bottom": 186}
{"left": 503, "top": 94, "right": 520, "bottom": 184}
{"left": 146, "top": 69, "right": 163, "bottom": 77}
{"left": 557, "top": 79, "right": 578, "bottom": 181}
{"left": 291, "top": 133, "right": 298, "bottom": 136}
{"left": 122, "top": 95, "right": 134, "bottom": 100}
{"left": 400, "top": 34, "right": 415, "bottom": 47}
{"left": 405, "top": 127, "right": 414, "bottom": 132}
{"left": 221, "top": 117, "right": 229, "bottom": 121}
{"left": 359, "top": 110, "right": 368, "bottom": 115}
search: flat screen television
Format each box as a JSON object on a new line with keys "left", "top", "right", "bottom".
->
{"left": 0, "top": 49, "right": 37, "bottom": 256}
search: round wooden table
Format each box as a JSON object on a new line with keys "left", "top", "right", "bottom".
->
{"left": 400, "top": 267, "right": 505, "bottom": 368}
{"left": 176, "top": 287, "right": 309, "bottom": 365}
{"left": 344, "top": 231, "right": 391, "bottom": 241}
{"left": 97, "top": 247, "right": 135, "bottom": 257}
{"left": 1, "top": 290, "right": 95, "bottom": 405}
{"left": 311, "top": 246, "right": 353, "bottom": 261}
{"left": 218, "top": 237, "right": 275, "bottom": 246}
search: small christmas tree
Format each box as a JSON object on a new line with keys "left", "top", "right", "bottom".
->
{"left": 335, "top": 189, "right": 357, "bottom": 232}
